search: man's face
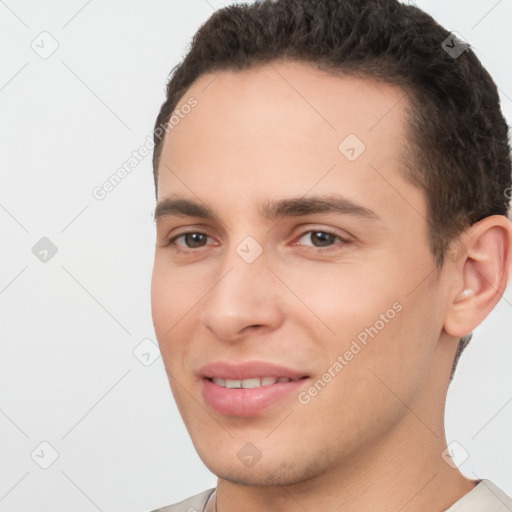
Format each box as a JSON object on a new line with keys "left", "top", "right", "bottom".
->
{"left": 151, "top": 60, "right": 449, "bottom": 485}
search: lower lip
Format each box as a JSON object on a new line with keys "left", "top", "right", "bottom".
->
{"left": 201, "top": 378, "right": 308, "bottom": 417}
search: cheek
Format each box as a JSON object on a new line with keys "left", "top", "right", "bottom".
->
{"left": 151, "top": 257, "right": 205, "bottom": 338}
{"left": 151, "top": 268, "right": 196, "bottom": 411}
{"left": 150, "top": 262, "right": 199, "bottom": 371}
{"left": 150, "top": 265, "right": 173, "bottom": 341}
{"left": 280, "top": 258, "right": 403, "bottom": 339}
{"left": 336, "top": 281, "right": 441, "bottom": 412}
{"left": 284, "top": 255, "right": 438, "bottom": 381}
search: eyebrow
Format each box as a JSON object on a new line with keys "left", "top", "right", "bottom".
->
{"left": 153, "top": 193, "right": 380, "bottom": 224}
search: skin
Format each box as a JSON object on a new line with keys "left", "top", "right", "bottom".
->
{"left": 151, "top": 59, "right": 512, "bottom": 511}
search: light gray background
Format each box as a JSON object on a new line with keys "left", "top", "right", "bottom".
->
{"left": 0, "top": 1, "right": 511, "bottom": 511}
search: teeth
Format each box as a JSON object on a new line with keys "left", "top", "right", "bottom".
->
{"left": 210, "top": 377, "right": 294, "bottom": 388}
{"left": 241, "top": 378, "right": 261, "bottom": 389}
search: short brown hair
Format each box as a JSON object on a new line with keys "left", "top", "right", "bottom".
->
{"left": 152, "top": 0, "right": 511, "bottom": 376}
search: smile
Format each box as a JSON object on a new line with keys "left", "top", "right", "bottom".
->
{"left": 210, "top": 376, "right": 299, "bottom": 388}
{"left": 198, "top": 360, "right": 310, "bottom": 416}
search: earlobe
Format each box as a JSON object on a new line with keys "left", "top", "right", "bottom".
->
{"left": 444, "top": 215, "right": 512, "bottom": 338}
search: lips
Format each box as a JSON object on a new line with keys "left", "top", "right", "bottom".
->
{"left": 198, "top": 361, "right": 310, "bottom": 417}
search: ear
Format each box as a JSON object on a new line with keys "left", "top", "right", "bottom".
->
{"left": 444, "top": 215, "right": 512, "bottom": 338}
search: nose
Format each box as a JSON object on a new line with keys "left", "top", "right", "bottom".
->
{"left": 199, "top": 250, "right": 285, "bottom": 343}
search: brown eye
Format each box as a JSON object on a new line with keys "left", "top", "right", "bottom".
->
{"left": 297, "top": 230, "right": 342, "bottom": 248}
{"left": 182, "top": 233, "right": 208, "bottom": 248}
{"left": 170, "top": 232, "right": 211, "bottom": 250}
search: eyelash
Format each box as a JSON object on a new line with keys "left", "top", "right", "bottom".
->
{"left": 166, "top": 228, "right": 350, "bottom": 254}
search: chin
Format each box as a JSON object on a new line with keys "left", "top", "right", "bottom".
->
{"left": 198, "top": 448, "right": 334, "bottom": 488}
{"left": 212, "top": 465, "right": 305, "bottom": 487}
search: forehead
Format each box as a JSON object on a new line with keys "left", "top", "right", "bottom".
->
{"left": 163, "top": 60, "right": 409, "bottom": 151}
{"left": 156, "top": 59, "right": 423, "bottom": 224}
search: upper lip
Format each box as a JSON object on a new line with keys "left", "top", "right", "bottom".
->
{"left": 198, "top": 361, "right": 308, "bottom": 381}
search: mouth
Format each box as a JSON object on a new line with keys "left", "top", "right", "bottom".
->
{"left": 208, "top": 376, "right": 307, "bottom": 388}
{"left": 198, "top": 361, "right": 310, "bottom": 417}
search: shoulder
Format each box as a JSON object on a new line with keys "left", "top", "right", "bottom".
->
{"left": 445, "top": 480, "right": 512, "bottom": 511}
{"left": 150, "top": 488, "right": 216, "bottom": 512}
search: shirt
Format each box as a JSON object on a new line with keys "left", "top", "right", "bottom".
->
{"left": 152, "top": 479, "right": 512, "bottom": 511}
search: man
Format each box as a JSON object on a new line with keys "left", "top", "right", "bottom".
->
{"left": 149, "top": 0, "right": 512, "bottom": 510}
